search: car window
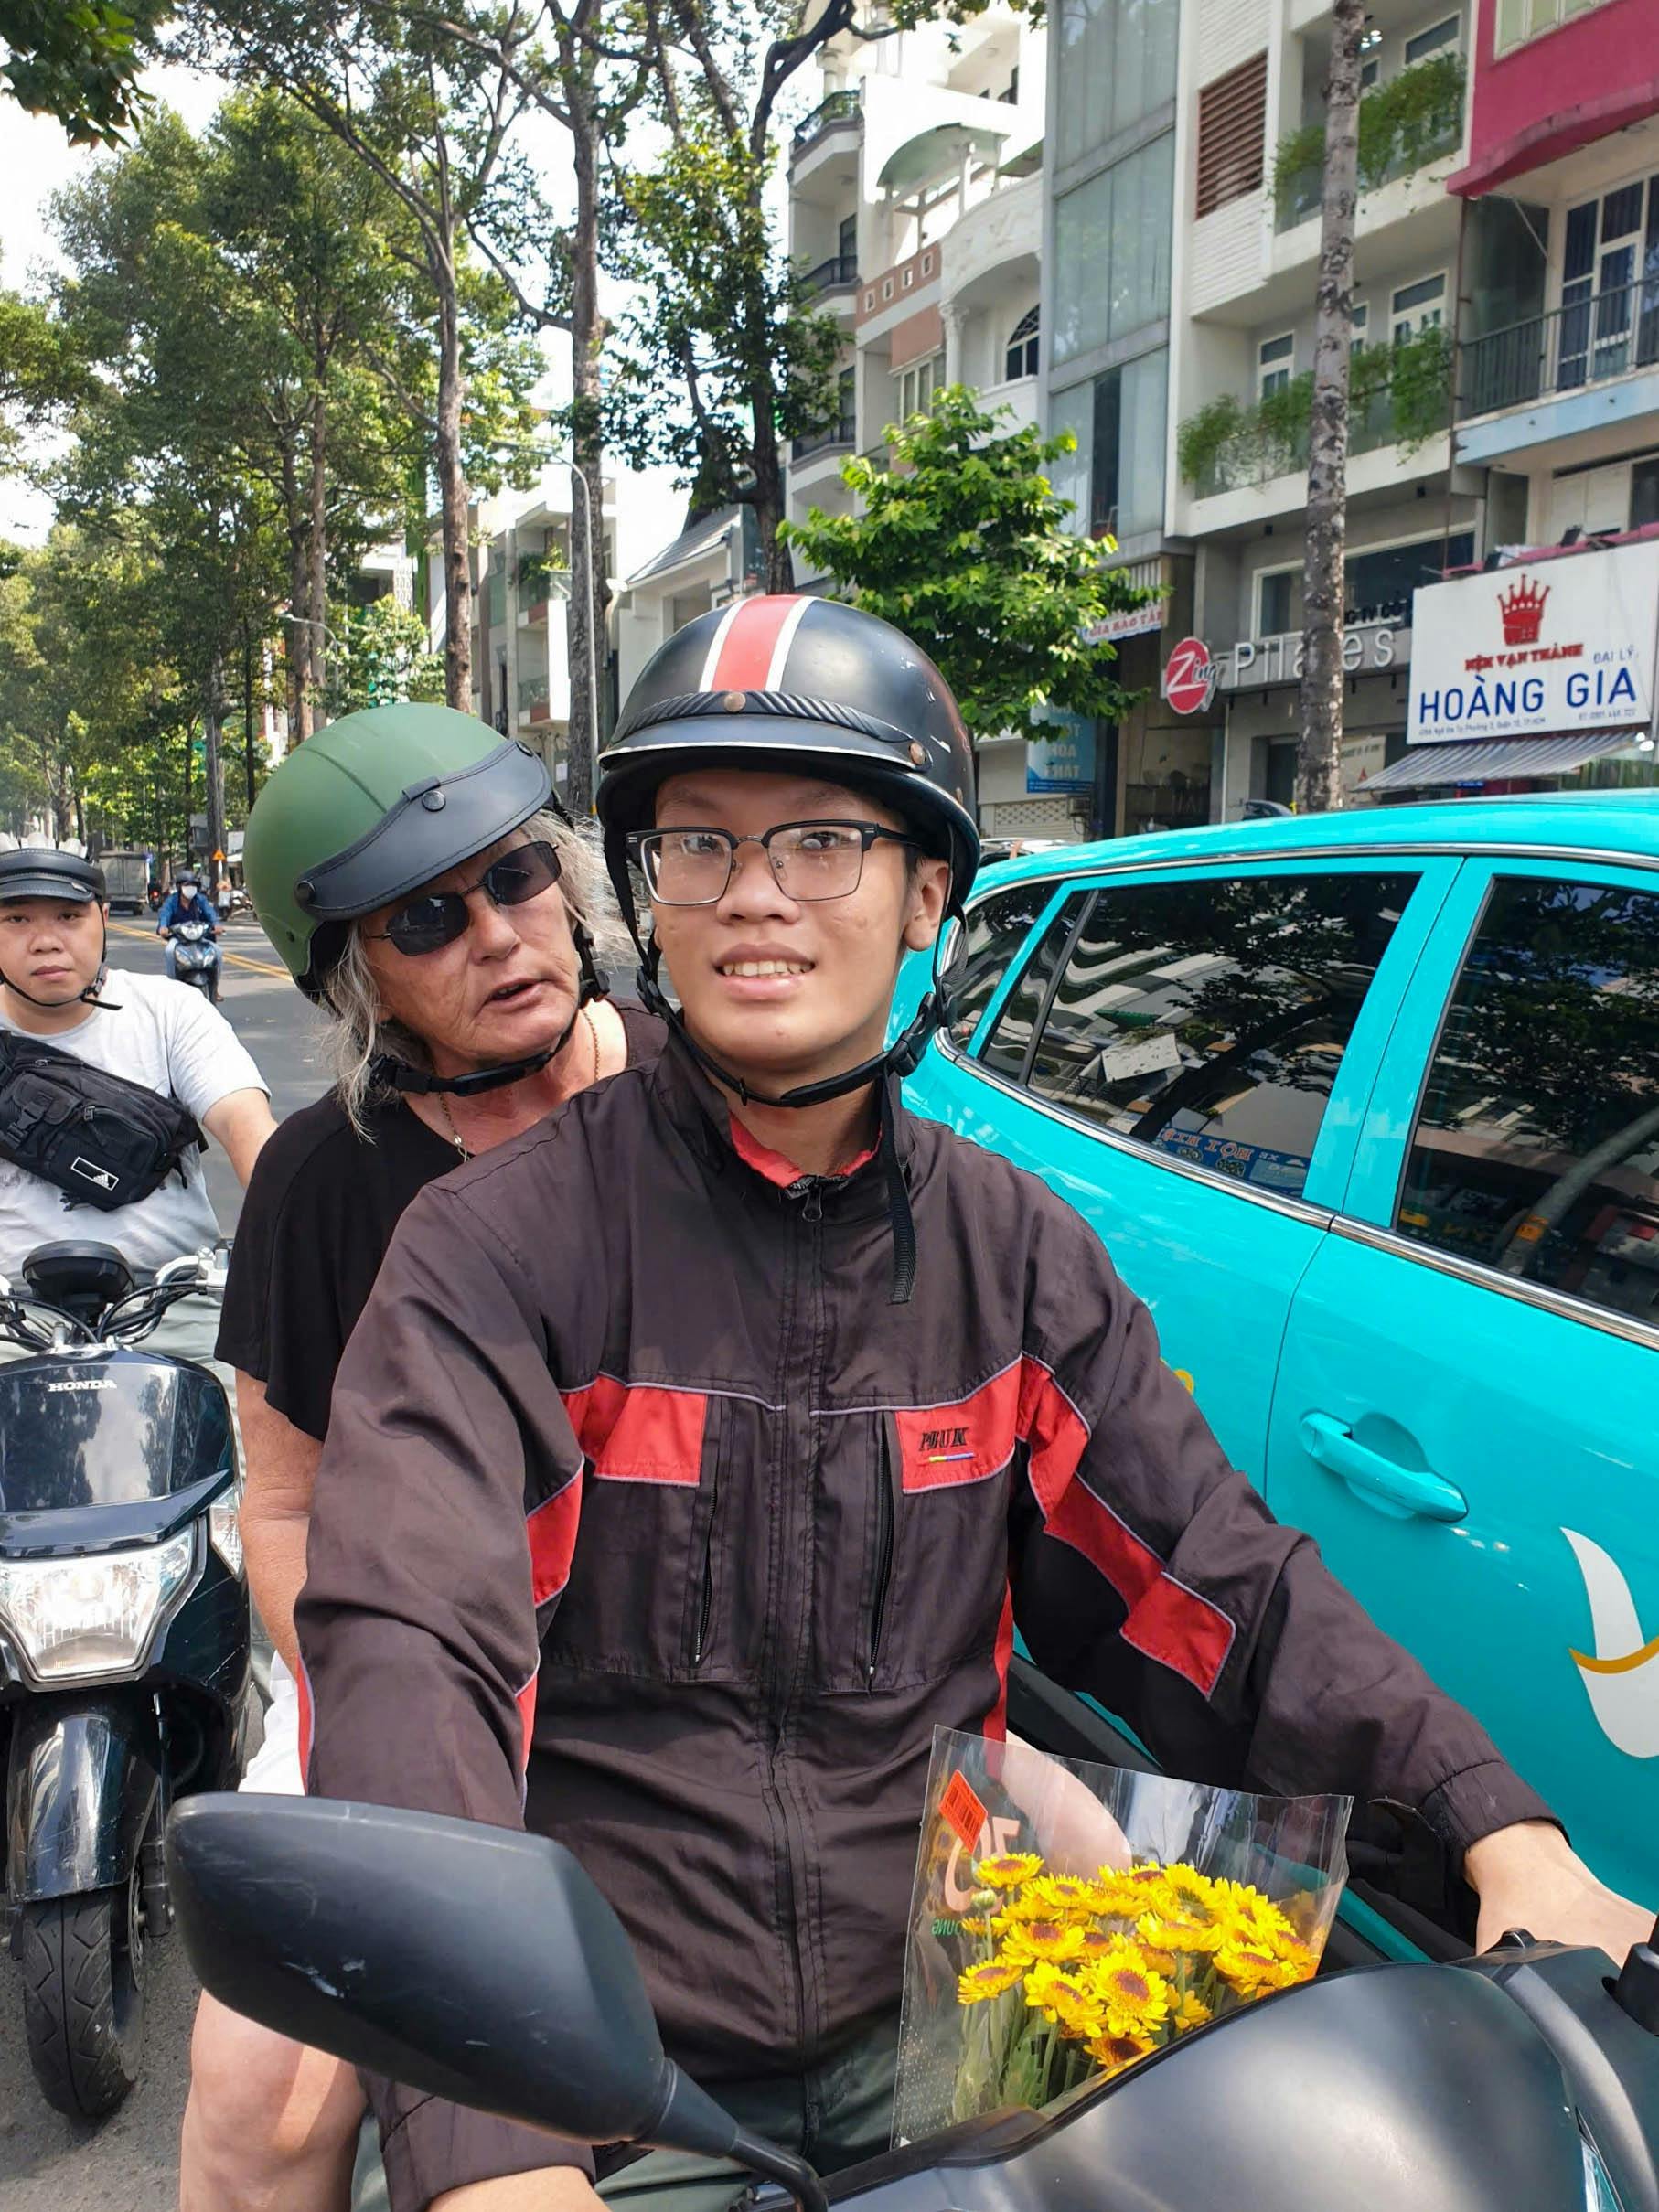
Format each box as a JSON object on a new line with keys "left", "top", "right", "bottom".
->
{"left": 1010, "top": 870, "right": 1419, "bottom": 1199}
{"left": 979, "top": 894, "right": 1091, "bottom": 1079}
{"left": 1397, "top": 875, "right": 1659, "bottom": 1327}
{"left": 945, "top": 883, "right": 1065, "bottom": 1047}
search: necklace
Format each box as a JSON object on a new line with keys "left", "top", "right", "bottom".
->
{"left": 436, "top": 1003, "right": 602, "bottom": 1162}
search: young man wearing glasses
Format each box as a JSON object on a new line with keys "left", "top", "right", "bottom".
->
{"left": 288, "top": 600, "right": 1648, "bottom": 2212}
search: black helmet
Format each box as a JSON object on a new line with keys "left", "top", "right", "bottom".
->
{"left": 597, "top": 594, "right": 979, "bottom": 914}
{"left": 0, "top": 848, "right": 106, "bottom": 903}
{"left": 176, "top": 871, "right": 201, "bottom": 889}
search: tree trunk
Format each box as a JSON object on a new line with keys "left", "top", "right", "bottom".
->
{"left": 242, "top": 621, "right": 257, "bottom": 809}
{"left": 565, "top": 108, "right": 606, "bottom": 817}
{"left": 433, "top": 256, "right": 473, "bottom": 714}
{"left": 204, "top": 659, "right": 228, "bottom": 893}
{"left": 1296, "top": 0, "right": 1364, "bottom": 817}
{"left": 307, "top": 381, "right": 330, "bottom": 731}
{"left": 749, "top": 380, "right": 794, "bottom": 594}
{"left": 282, "top": 433, "right": 313, "bottom": 743}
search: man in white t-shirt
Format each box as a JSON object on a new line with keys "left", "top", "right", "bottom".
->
{"left": 0, "top": 850, "right": 274, "bottom": 1309}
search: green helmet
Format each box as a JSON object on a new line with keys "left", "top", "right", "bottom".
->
{"left": 245, "top": 705, "right": 551, "bottom": 998}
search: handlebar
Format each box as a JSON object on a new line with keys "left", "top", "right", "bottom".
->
{"left": 0, "top": 1243, "right": 230, "bottom": 1350}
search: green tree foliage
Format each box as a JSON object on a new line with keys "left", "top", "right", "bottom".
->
{"left": 781, "top": 388, "right": 1155, "bottom": 742}
{"left": 0, "top": 288, "right": 89, "bottom": 470}
{"left": 331, "top": 593, "right": 444, "bottom": 713}
{"left": 0, "top": 0, "right": 171, "bottom": 145}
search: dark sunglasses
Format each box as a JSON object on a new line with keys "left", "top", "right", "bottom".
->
{"left": 366, "top": 839, "right": 563, "bottom": 957}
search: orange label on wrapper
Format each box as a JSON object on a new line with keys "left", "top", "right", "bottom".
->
{"left": 940, "top": 1769, "right": 988, "bottom": 1854}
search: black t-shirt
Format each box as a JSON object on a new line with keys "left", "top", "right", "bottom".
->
{"left": 216, "top": 1005, "right": 663, "bottom": 1441}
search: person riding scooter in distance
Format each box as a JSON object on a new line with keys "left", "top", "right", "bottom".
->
{"left": 156, "top": 871, "right": 223, "bottom": 987}
{"left": 0, "top": 847, "right": 273, "bottom": 1362}
{"left": 293, "top": 598, "right": 1653, "bottom": 2212}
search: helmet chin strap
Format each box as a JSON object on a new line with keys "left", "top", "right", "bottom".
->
{"left": 371, "top": 923, "right": 609, "bottom": 1101}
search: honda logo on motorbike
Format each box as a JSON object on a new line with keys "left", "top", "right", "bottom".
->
{"left": 48, "top": 1378, "right": 115, "bottom": 1392}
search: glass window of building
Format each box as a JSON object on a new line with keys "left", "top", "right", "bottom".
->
{"left": 1397, "top": 875, "right": 1659, "bottom": 1328}
{"left": 1003, "top": 871, "right": 1420, "bottom": 1198}
{"left": 1496, "top": 0, "right": 1616, "bottom": 57}
{"left": 1344, "top": 530, "right": 1472, "bottom": 623}
{"left": 1391, "top": 272, "right": 1447, "bottom": 342}
{"left": 1632, "top": 455, "right": 1659, "bottom": 531}
{"left": 1350, "top": 300, "right": 1370, "bottom": 353}
{"left": 1258, "top": 333, "right": 1295, "bottom": 397}
{"left": 1056, "top": 0, "right": 1178, "bottom": 170}
{"left": 1258, "top": 569, "right": 1296, "bottom": 634}
{"left": 1558, "top": 170, "right": 1659, "bottom": 390}
{"left": 1404, "top": 15, "right": 1461, "bottom": 61}
{"left": 894, "top": 355, "right": 941, "bottom": 422}
{"left": 1052, "top": 133, "right": 1175, "bottom": 365}
{"left": 1078, "top": 347, "right": 1168, "bottom": 542}
{"left": 1005, "top": 306, "right": 1040, "bottom": 382}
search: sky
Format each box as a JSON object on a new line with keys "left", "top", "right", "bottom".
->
{"left": 0, "top": 60, "right": 683, "bottom": 572}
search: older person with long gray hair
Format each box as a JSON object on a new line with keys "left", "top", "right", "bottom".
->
{"left": 180, "top": 705, "right": 660, "bottom": 2212}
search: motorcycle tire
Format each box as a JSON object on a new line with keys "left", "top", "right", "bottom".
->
{"left": 15, "top": 1875, "right": 146, "bottom": 2118}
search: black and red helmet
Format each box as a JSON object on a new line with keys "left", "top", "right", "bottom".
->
{"left": 597, "top": 594, "right": 980, "bottom": 913}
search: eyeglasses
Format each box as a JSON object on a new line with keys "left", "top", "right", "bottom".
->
{"left": 634, "top": 820, "right": 917, "bottom": 907}
{"left": 366, "top": 839, "right": 563, "bottom": 957}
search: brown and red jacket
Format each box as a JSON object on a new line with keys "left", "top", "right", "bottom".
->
{"left": 295, "top": 1036, "right": 1554, "bottom": 2210}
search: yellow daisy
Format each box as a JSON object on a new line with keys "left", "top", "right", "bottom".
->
{"left": 999, "top": 1918, "right": 1086, "bottom": 1965}
{"left": 1214, "top": 1940, "right": 1301, "bottom": 2001}
{"left": 1172, "top": 1988, "right": 1213, "bottom": 2032}
{"left": 1085, "top": 1948, "right": 1172, "bottom": 2037}
{"left": 1025, "top": 1873, "right": 1103, "bottom": 1918}
{"left": 1023, "top": 1962, "right": 1106, "bottom": 2039}
{"left": 1135, "top": 1910, "right": 1226, "bottom": 1959}
{"left": 974, "top": 1852, "right": 1043, "bottom": 1891}
{"left": 1086, "top": 2027, "right": 1157, "bottom": 2077}
{"left": 958, "top": 1957, "right": 1025, "bottom": 2004}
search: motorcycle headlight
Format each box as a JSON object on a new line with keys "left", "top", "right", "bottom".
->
{"left": 209, "top": 1480, "right": 244, "bottom": 1577}
{"left": 0, "top": 1530, "right": 196, "bottom": 1681}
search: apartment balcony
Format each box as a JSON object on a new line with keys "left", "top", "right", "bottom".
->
{"left": 1177, "top": 334, "right": 1452, "bottom": 534}
{"left": 517, "top": 560, "right": 571, "bottom": 625}
{"left": 976, "top": 373, "right": 1039, "bottom": 429}
{"left": 801, "top": 252, "right": 860, "bottom": 319}
{"left": 789, "top": 413, "right": 860, "bottom": 497}
{"left": 517, "top": 671, "right": 552, "bottom": 727}
{"left": 1272, "top": 57, "right": 1464, "bottom": 235}
{"left": 939, "top": 166, "right": 1041, "bottom": 313}
{"left": 1456, "top": 281, "right": 1659, "bottom": 466}
{"left": 790, "top": 88, "right": 862, "bottom": 199}
{"left": 856, "top": 243, "right": 943, "bottom": 337}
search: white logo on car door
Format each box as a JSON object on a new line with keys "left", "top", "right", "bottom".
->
{"left": 1563, "top": 1527, "right": 1659, "bottom": 1758}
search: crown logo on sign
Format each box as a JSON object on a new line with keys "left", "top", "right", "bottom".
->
{"left": 1497, "top": 575, "right": 1549, "bottom": 646}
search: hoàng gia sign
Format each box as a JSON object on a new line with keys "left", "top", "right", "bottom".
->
{"left": 1407, "top": 540, "right": 1659, "bottom": 744}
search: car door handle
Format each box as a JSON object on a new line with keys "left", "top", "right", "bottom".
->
{"left": 1298, "top": 1412, "right": 1469, "bottom": 1523}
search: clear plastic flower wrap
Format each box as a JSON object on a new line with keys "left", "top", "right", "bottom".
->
{"left": 892, "top": 1727, "right": 1352, "bottom": 2143}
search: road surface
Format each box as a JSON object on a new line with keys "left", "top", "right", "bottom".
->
{"left": 0, "top": 916, "right": 328, "bottom": 2212}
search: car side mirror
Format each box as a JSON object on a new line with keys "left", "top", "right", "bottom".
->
{"left": 166, "top": 1795, "right": 745, "bottom": 2162}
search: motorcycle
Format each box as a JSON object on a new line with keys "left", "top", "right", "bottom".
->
{"left": 1, "top": 1240, "right": 249, "bottom": 2118}
{"left": 168, "top": 1767, "right": 1659, "bottom": 2210}
{"left": 167, "top": 917, "right": 222, "bottom": 1004}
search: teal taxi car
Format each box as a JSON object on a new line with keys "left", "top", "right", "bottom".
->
{"left": 898, "top": 793, "right": 1659, "bottom": 1904}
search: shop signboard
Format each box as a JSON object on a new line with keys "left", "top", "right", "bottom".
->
{"left": 1081, "top": 603, "right": 1165, "bottom": 646}
{"left": 1163, "top": 636, "right": 1216, "bottom": 714}
{"left": 1026, "top": 711, "right": 1095, "bottom": 795}
{"left": 1408, "top": 540, "right": 1659, "bottom": 743}
{"left": 1217, "top": 621, "right": 1403, "bottom": 689}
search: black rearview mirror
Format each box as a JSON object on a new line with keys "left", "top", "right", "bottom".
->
{"left": 166, "top": 1794, "right": 741, "bottom": 2159}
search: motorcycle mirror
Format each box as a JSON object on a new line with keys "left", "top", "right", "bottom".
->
{"left": 166, "top": 1797, "right": 753, "bottom": 2164}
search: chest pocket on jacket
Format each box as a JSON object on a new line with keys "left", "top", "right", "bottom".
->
{"left": 542, "top": 1379, "right": 722, "bottom": 1681}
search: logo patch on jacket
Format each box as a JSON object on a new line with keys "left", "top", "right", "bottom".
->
{"left": 894, "top": 1364, "right": 1023, "bottom": 1491}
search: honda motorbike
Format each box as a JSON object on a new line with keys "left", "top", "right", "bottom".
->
{"left": 1, "top": 1241, "right": 249, "bottom": 2118}
{"left": 167, "top": 917, "right": 222, "bottom": 1004}
{"left": 169, "top": 1719, "right": 1659, "bottom": 2211}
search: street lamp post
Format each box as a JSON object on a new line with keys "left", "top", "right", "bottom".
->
{"left": 281, "top": 610, "right": 348, "bottom": 737}
{"left": 543, "top": 454, "right": 601, "bottom": 816}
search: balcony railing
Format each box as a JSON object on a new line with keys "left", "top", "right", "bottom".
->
{"left": 1459, "top": 280, "right": 1659, "bottom": 421}
{"left": 1272, "top": 53, "right": 1465, "bottom": 234}
{"left": 791, "top": 89, "right": 861, "bottom": 157}
{"left": 519, "top": 562, "right": 572, "bottom": 619}
{"left": 1184, "top": 349, "right": 1449, "bottom": 498}
{"left": 802, "top": 253, "right": 859, "bottom": 297}
{"left": 791, "top": 414, "right": 858, "bottom": 463}
{"left": 517, "top": 673, "right": 552, "bottom": 724}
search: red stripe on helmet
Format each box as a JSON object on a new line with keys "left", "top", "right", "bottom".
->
{"left": 706, "top": 594, "right": 809, "bottom": 693}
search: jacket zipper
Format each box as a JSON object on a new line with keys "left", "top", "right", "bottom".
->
{"left": 866, "top": 1417, "right": 894, "bottom": 1687}
{"left": 690, "top": 1412, "right": 719, "bottom": 1672}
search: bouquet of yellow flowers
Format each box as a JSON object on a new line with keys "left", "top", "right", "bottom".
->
{"left": 893, "top": 1731, "right": 1350, "bottom": 2140}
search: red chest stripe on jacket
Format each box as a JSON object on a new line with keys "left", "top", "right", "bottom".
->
{"left": 561, "top": 1378, "right": 707, "bottom": 1486}
{"left": 1018, "top": 1357, "right": 1235, "bottom": 1699}
{"left": 526, "top": 1470, "right": 583, "bottom": 1606}
{"left": 515, "top": 1674, "right": 538, "bottom": 1769}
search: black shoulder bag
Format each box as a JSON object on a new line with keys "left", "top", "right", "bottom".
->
{"left": 0, "top": 1030, "right": 205, "bottom": 1213}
